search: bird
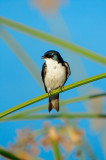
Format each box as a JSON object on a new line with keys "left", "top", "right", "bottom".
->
{"left": 41, "top": 50, "right": 71, "bottom": 112}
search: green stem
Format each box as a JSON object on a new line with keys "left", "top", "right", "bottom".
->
{"left": 1, "top": 114, "right": 106, "bottom": 121}
{"left": 0, "top": 16, "right": 106, "bottom": 65}
{"left": 0, "top": 73, "right": 105, "bottom": 119}
{"left": 52, "top": 140, "right": 61, "bottom": 160}
{"left": 0, "top": 147, "right": 21, "bottom": 160}
{"left": 1, "top": 92, "right": 105, "bottom": 122}
{"left": 61, "top": 92, "right": 106, "bottom": 106}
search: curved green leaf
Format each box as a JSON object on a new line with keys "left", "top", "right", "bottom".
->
{"left": 1, "top": 92, "right": 105, "bottom": 122}
{"left": 1, "top": 113, "right": 106, "bottom": 121}
{"left": 0, "top": 73, "right": 105, "bottom": 119}
{"left": 0, "top": 16, "right": 106, "bottom": 65}
{"left": 0, "top": 147, "right": 21, "bottom": 160}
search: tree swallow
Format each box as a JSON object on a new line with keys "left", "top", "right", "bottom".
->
{"left": 41, "top": 50, "right": 71, "bottom": 112}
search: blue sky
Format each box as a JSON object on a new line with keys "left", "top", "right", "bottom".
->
{"left": 0, "top": 0, "right": 106, "bottom": 159}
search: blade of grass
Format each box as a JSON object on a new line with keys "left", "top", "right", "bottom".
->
{"left": 0, "top": 147, "right": 21, "bottom": 160}
{"left": 2, "top": 113, "right": 106, "bottom": 121}
{"left": 0, "top": 16, "right": 106, "bottom": 65}
{"left": 1, "top": 92, "right": 105, "bottom": 122}
{"left": 0, "top": 27, "right": 44, "bottom": 89}
{"left": 52, "top": 140, "right": 61, "bottom": 160}
{"left": 0, "top": 73, "right": 105, "bottom": 119}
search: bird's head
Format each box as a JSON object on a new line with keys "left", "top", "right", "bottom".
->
{"left": 42, "top": 50, "right": 63, "bottom": 63}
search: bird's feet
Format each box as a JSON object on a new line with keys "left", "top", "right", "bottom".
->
{"left": 48, "top": 88, "right": 52, "bottom": 97}
{"left": 59, "top": 86, "right": 64, "bottom": 92}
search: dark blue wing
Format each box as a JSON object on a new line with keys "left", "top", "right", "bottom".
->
{"left": 63, "top": 61, "right": 71, "bottom": 84}
{"left": 41, "top": 63, "right": 47, "bottom": 92}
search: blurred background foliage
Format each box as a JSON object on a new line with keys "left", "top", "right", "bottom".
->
{"left": 0, "top": 0, "right": 106, "bottom": 160}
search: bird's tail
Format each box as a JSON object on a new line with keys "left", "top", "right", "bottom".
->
{"left": 49, "top": 94, "right": 59, "bottom": 112}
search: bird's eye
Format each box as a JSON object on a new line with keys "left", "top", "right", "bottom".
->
{"left": 47, "top": 54, "right": 52, "bottom": 58}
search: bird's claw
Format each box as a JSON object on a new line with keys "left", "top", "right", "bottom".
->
{"left": 59, "top": 86, "right": 64, "bottom": 92}
{"left": 48, "top": 90, "right": 52, "bottom": 96}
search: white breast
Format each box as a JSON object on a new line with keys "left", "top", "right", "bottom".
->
{"left": 45, "top": 59, "right": 66, "bottom": 92}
